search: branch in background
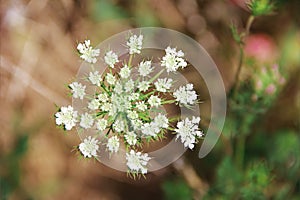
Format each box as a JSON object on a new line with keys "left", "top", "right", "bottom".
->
{"left": 0, "top": 56, "right": 68, "bottom": 105}
{"left": 173, "top": 158, "right": 208, "bottom": 200}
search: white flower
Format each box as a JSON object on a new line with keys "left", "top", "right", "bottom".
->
{"left": 175, "top": 116, "right": 203, "bottom": 149}
{"left": 95, "top": 119, "right": 107, "bottom": 131}
{"left": 154, "top": 78, "right": 173, "bottom": 92}
{"left": 111, "top": 94, "right": 131, "bottom": 113}
{"left": 106, "top": 73, "right": 116, "bottom": 85}
{"left": 80, "top": 113, "right": 94, "bottom": 129}
{"left": 101, "top": 102, "right": 112, "bottom": 112}
{"left": 55, "top": 105, "right": 78, "bottom": 130}
{"left": 88, "top": 98, "right": 100, "bottom": 110}
{"left": 119, "top": 65, "right": 131, "bottom": 79}
{"left": 141, "top": 122, "right": 160, "bottom": 137}
{"left": 154, "top": 113, "right": 168, "bottom": 129}
{"left": 69, "top": 82, "right": 86, "bottom": 100}
{"left": 138, "top": 61, "right": 153, "bottom": 77}
{"left": 141, "top": 123, "right": 154, "bottom": 136}
{"left": 138, "top": 81, "right": 150, "bottom": 92}
{"left": 161, "top": 46, "right": 187, "bottom": 72}
{"left": 136, "top": 101, "right": 147, "bottom": 111}
{"left": 148, "top": 95, "right": 161, "bottom": 108}
{"left": 125, "top": 79, "right": 135, "bottom": 92}
{"left": 98, "top": 93, "right": 108, "bottom": 103}
{"left": 127, "top": 34, "right": 143, "bottom": 54}
{"left": 104, "top": 50, "right": 119, "bottom": 68}
{"left": 173, "top": 83, "right": 197, "bottom": 106}
{"left": 108, "top": 106, "right": 117, "bottom": 117}
{"left": 125, "top": 131, "right": 137, "bottom": 146}
{"left": 126, "top": 150, "right": 150, "bottom": 174}
{"left": 88, "top": 71, "right": 102, "bottom": 86}
{"left": 77, "top": 40, "right": 100, "bottom": 64}
{"left": 131, "top": 119, "right": 143, "bottom": 130}
{"left": 127, "top": 110, "right": 138, "bottom": 120}
{"left": 79, "top": 136, "right": 99, "bottom": 158}
{"left": 128, "top": 93, "right": 140, "bottom": 101}
{"left": 114, "top": 81, "right": 123, "bottom": 94}
{"left": 107, "top": 136, "right": 120, "bottom": 153}
{"left": 113, "top": 119, "right": 125, "bottom": 132}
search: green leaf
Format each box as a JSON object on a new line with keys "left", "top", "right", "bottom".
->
{"left": 268, "top": 130, "right": 300, "bottom": 180}
{"left": 230, "top": 24, "right": 242, "bottom": 44}
{"left": 240, "top": 161, "right": 271, "bottom": 199}
{"left": 215, "top": 156, "right": 242, "bottom": 196}
{"left": 162, "top": 178, "right": 193, "bottom": 200}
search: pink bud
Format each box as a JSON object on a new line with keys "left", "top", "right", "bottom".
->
{"left": 245, "top": 34, "right": 278, "bottom": 63}
{"left": 279, "top": 77, "right": 286, "bottom": 85}
{"left": 272, "top": 64, "right": 279, "bottom": 71}
{"left": 265, "top": 84, "right": 276, "bottom": 95}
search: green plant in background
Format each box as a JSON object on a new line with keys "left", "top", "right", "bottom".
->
{"left": 228, "top": 0, "right": 283, "bottom": 168}
{"left": 0, "top": 110, "right": 44, "bottom": 200}
{"left": 165, "top": 0, "right": 299, "bottom": 199}
{"left": 0, "top": 135, "right": 29, "bottom": 200}
{"left": 162, "top": 178, "right": 193, "bottom": 200}
{"left": 268, "top": 130, "right": 300, "bottom": 181}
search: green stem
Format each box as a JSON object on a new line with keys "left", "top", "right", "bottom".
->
{"left": 101, "top": 83, "right": 110, "bottom": 95}
{"left": 128, "top": 54, "right": 133, "bottom": 67}
{"left": 149, "top": 69, "right": 165, "bottom": 83}
{"left": 235, "top": 135, "right": 246, "bottom": 169}
{"left": 161, "top": 99, "right": 176, "bottom": 105}
{"left": 106, "top": 113, "right": 120, "bottom": 136}
{"left": 232, "top": 46, "right": 244, "bottom": 99}
{"left": 245, "top": 15, "right": 255, "bottom": 36}
{"left": 140, "top": 90, "right": 155, "bottom": 100}
{"left": 231, "top": 15, "right": 255, "bottom": 167}
{"left": 232, "top": 15, "right": 255, "bottom": 99}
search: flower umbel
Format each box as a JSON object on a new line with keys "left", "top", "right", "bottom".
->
{"left": 125, "top": 131, "right": 138, "bottom": 146}
{"left": 126, "top": 150, "right": 151, "bottom": 174}
{"left": 95, "top": 119, "right": 108, "bottom": 131}
{"left": 88, "top": 71, "right": 102, "bottom": 86}
{"left": 173, "top": 83, "right": 197, "bottom": 106}
{"left": 77, "top": 40, "right": 100, "bottom": 64}
{"left": 127, "top": 34, "right": 143, "bottom": 55}
{"left": 175, "top": 117, "right": 203, "bottom": 150}
{"left": 138, "top": 61, "right": 153, "bottom": 77}
{"left": 80, "top": 113, "right": 94, "bottom": 129}
{"left": 154, "top": 78, "right": 173, "bottom": 92}
{"left": 104, "top": 50, "right": 119, "bottom": 68}
{"left": 55, "top": 106, "right": 78, "bottom": 130}
{"left": 69, "top": 82, "right": 86, "bottom": 100}
{"left": 79, "top": 136, "right": 99, "bottom": 158}
{"left": 161, "top": 46, "right": 187, "bottom": 72}
{"left": 107, "top": 136, "right": 120, "bottom": 153}
{"left": 56, "top": 35, "right": 204, "bottom": 177}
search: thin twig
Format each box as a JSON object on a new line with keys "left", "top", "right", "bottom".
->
{"left": 173, "top": 158, "right": 209, "bottom": 200}
{"left": 1, "top": 56, "right": 68, "bottom": 105}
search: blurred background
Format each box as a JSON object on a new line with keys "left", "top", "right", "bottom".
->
{"left": 0, "top": 0, "right": 299, "bottom": 199}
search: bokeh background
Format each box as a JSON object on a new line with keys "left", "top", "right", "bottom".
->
{"left": 0, "top": 0, "right": 299, "bottom": 199}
